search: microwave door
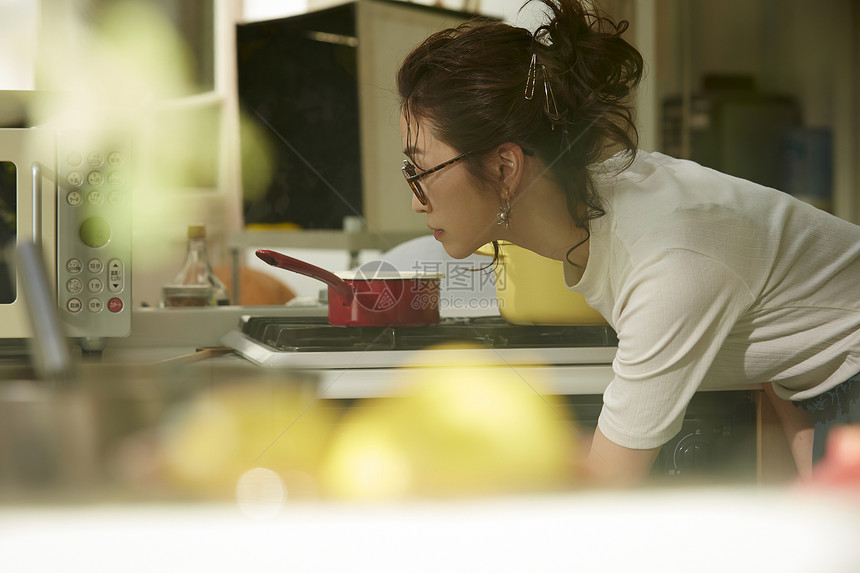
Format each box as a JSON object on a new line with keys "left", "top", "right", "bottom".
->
{"left": 0, "top": 128, "right": 57, "bottom": 339}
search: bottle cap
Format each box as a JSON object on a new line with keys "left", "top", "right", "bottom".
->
{"left": 187, "top": 225, "right": 206, "bottom": 239}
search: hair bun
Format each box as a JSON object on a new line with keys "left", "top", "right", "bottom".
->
{"left": 532, "top": 0, "right": 642, "bottom": 108}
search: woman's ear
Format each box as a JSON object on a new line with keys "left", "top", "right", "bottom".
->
{"left": 495, "top": 143, "right": 525, "bottom": 193}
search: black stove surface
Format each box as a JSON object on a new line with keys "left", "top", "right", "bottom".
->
{"left": 240, "top": 315, "right": 618, "bottom": 352}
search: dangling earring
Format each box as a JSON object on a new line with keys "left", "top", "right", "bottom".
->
{"left": 497, "top": 188, "right": 512, "bottom": 230}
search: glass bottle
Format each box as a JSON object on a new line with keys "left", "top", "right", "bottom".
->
{"left": 167, "top": 225, "right": 230, "bottom": 306}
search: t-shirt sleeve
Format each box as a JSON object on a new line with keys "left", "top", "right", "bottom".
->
{"left": 598, "top": 249, "right": 755, "bottom": 449}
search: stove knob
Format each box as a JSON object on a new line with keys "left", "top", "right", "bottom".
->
{"left": 673, "top": 430, "right": 711, "bottom": 472}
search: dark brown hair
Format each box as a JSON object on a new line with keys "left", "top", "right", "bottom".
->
{"left": 397, "top": 0, "right": 643, "bottom": 248}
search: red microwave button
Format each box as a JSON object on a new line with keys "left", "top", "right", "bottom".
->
{"left": 108, "top": 297, "right": 124, "bottom": 313}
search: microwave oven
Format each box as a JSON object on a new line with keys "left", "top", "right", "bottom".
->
{"left": 0, "top": 127, "right": 133, "bottom": 341}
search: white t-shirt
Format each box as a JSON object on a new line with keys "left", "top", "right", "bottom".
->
{"left": 564, "top": 151, "right": 860, "bottom": 449}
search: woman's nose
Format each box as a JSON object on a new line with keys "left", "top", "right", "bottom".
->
{"left": 412, "top": 193, "right": 429, "bottom": 213}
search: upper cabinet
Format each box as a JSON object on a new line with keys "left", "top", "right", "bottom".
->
{"left": 32, "top": 0, "right": 235, "bottom": 200}
{"left": 234, "top": 0, "right": 474, "bottom": 235}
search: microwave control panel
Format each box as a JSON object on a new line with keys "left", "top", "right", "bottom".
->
{"left": 56, "top": 131, "right": 132, "bottom": 338}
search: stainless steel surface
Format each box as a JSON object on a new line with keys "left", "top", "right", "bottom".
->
{"left": 11, "top": 241, "right": 72, "bottom": 383}
{"left": 308, "top": 364, "right": 616, "bottom": 400}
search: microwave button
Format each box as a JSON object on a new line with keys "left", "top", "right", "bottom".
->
{"left": 108, "top": 151, "right": 123, "bottom": 166}
{"left": 66, "top": 191, "right": 83, "bottom": 206}
{"left": 87, "top": 171, "right": 104, "bottom": 187}
{"left": 108, "top": 297, "right": 124, "bottom": 313}
{"left": 108, "top": 190, "right": 123, "bottom": 205}
{"left": 67, "top": 298, "right": 83, "bottom": 313}
{"left": 67, "top": 172, "right": 83, "bottom": 187}
{"left": 108, "top": 259, "right": 123, "bottom": 292}
{"left": 87, "top": 190, "right": 104, "bottom": 206}
{"left": 88, "top": 258, "right": 104, "bottom": 274}
{"left": 108, "top": 171, "right": 123, "bottom": 186}
{"left": 79, "top": 217, "right": 110, "bottom": 249}
{"left": 88, "top": 298, "right": 104, "bottom": 313}
{"left": 66, "top": 258, "right": 83, "bottom": 274}
{"left": 88, "top": 152, "right": 105, "bottom": 167}
{"left": 88, "top": 278, "right": 104, "bottom": 293}
{"left": 67, "top": 151, "right": 83, "bottom": 167}
{"left": 66, "top": 278, "right": 83, "bottom": 294}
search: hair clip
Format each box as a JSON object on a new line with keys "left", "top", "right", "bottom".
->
{"left": 525, "top": 54, "right": 561, "bottom": 129}
{"left": 542, "top": 65, "right": 560, "bottom": 125}
{"left": 524, "top": 54, "right": 538, "bottom": 100}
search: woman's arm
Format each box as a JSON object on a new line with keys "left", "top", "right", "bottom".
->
{"left": 762, "top": 383, "right": 814, "bottom": 478}
{"left": 582, "top": 427, "right": 661, "bottom": 487}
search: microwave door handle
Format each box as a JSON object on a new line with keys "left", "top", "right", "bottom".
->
{"left": 31, "top": 162, "right": 41, "bottom": 248}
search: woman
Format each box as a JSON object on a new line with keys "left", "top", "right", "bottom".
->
{"left": 397, "top": 0, "right": 860, "bottom": 485}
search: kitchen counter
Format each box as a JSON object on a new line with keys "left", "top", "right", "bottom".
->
{"left": 0, "top": 311, "right": 850, "bottom": 566}
{"left": 104, "top": 305, "right": 326, "bottom": 361}
{"left": 89, "top": 306, "right": 619, "bottom": 399}
{"left": 4, "top": 304, "right": 619, "bottom": 399}
{"left": 2, "top": 305, "right": 324, "bottom": 369}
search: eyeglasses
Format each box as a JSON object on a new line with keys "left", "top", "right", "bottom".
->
{"left": 401, "top": 151, "right": 472, "bottom": 205}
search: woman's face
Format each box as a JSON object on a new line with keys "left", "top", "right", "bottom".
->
{"left": 399, "top": 113, "right": 499, "bottom": 259}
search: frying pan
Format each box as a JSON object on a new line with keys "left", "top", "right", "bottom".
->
{"left": 255, "top": 249, "right": 442, "bottom": 327}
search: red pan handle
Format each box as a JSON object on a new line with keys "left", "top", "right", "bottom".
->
{"left": 255, "top": 249, "right": 354, "bottom": 303}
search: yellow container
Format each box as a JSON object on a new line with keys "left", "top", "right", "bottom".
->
{"left": 481, "top": 242, "right": 606, "bottom": 325}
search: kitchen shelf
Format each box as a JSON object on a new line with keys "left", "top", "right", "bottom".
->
{"left": 228, "top": 229, "right": 429, "bottom": 252}
{"left": 227, "top": 226, "right": 427, "bottom": 282}
{"left": 226, "top": 229, "right": 430, "bottom": 302}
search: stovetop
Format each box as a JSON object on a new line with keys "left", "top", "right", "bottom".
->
{"left": 238, "top": 315, "right": 617, "bottom": 352}
{"left": 222, "top": 315, "right": 619, "bottom": 370}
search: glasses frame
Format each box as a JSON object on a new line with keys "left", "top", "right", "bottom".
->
{"left": 401, "top": 150, "right": 472, "bottom": 205}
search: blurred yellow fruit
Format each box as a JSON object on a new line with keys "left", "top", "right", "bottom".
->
{"left": 321, "top": 344, "right": 579, "bottom": 499}
{"left": 160, "top": 382, "right": 334, "bottom": 497}
{"left": 320, "top": 412, "right": 414, "bottom": 500}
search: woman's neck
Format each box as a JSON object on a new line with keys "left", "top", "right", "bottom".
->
{"left": 498, "top": 172, "right": 589, "bottom": 266}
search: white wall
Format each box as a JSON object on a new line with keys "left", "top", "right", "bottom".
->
{"left": 242, "top": 0, "right": 545, "bottom": 25}
{"left": 243, "top": 0, "right": 308, "bottom": 21}
{"left": 0, "top": 0, "right": 39, "bottom": 90}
